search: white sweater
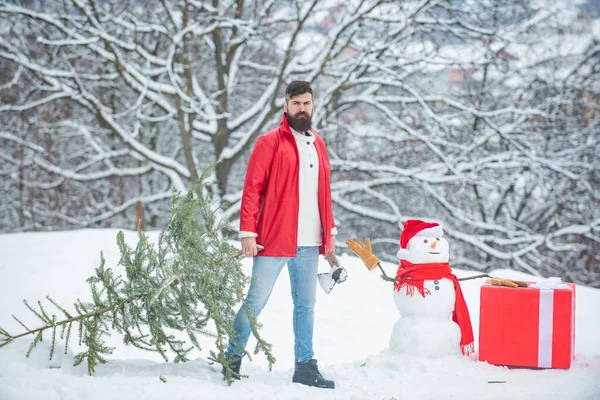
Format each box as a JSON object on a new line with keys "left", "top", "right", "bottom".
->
{"left": 240, "top": 127, "right": 337, "bottom": 245}
{"left": 291, "top": 127, "right": 323, "bottom": 246}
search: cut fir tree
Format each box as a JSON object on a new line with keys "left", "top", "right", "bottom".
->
{"left": 0, "top": 166, "right": 275, "bottom": 384}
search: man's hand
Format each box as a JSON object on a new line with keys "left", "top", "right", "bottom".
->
{"left": 346, "top": 238, "right": 380, "bottom": 271}
{"left": 241, "top": 237, "right": 260, "bottom": 258}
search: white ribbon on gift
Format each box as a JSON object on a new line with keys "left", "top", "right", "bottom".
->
{"left": 530, "top": 277, "right": 569, "bottom": 290}
{"left": 531, "top": 277, "right": 572, "bottom": 368}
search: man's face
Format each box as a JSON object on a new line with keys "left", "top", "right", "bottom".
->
{"left": 284, "top": 92, "right": 313, "bottom": 132}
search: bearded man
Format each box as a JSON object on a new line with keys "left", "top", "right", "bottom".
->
{"left": 222, "top": 80, "right": 337, "bottom": 389}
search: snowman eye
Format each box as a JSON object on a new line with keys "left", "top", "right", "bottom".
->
{"left": 423, "top": 239, "right": 428, "bottom": 243}
{"left": 436, "top": 238, "right": 440, "bottom": 241}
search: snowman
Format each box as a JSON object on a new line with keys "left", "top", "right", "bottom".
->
{"left": 347, "top": 219, "right": 474, "bottom": 358}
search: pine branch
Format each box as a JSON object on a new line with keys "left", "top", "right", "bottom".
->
{"left": 1, "top": 164, "right": 274, "bottom": 380}
{"left": 1, "top": 297, "right": 132, "bottom": 348}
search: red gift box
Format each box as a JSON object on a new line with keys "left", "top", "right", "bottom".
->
{"left": 479, "top": 279, "right": 575, "bottom": 369}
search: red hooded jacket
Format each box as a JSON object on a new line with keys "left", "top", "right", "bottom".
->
{"left": 239, "top": 114, "right": 335, "bottom": 257}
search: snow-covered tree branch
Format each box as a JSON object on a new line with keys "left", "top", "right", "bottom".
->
{"left": 0, "top": 0, "right": 598, "bottom": 285}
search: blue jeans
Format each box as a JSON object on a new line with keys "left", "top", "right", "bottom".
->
{"left": 226, "top": 246, "right": 319, "bottom": 363}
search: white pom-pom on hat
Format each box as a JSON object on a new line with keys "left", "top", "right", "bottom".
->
{"left": 396, "top": 248, "right": 410, "bottom": 260}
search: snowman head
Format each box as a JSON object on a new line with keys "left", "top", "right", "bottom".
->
{"left": 396, "top": 220, "right": 449, "bottom": 264}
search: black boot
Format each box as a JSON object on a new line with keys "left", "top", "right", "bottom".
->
{"left": 292, "top": 359, "right": 335, "bottom": 389}
{"left": 221, "top": 354, "right": 242, "bottom": 380}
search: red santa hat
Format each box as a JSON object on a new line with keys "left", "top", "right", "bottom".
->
{"left": 396, "top": 219, "right": 444, "bottom": 259}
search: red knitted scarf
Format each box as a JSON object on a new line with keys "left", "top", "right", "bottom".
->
{"left": 394, "top": 260, "right": 474, "bottom": 356}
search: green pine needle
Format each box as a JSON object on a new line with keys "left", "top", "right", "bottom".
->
{"left": 26, "top": 331, "right": 43, "bottom": 358}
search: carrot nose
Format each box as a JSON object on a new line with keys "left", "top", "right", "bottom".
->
{"left": 431, "top": 241, "right": 437, "bottom": 250}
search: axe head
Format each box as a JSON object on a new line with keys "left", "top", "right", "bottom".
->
{"left": 318, "top": 271, "right": 337, "bottom": 294}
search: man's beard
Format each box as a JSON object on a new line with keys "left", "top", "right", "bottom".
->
{"left": 287, "top": 111, "right": 312, "bottom": 132}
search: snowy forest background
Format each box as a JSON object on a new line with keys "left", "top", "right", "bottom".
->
{"left": 1, "top": 0, "right": 599, "bottom": 286}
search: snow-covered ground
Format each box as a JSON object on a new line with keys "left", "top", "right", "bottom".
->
{"left": 0, "top": 229, "right": 599, "bottom": 400}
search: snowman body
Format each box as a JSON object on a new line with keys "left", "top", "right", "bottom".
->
{"left": 389, "top": 233, "right": 462, "bottom": 357}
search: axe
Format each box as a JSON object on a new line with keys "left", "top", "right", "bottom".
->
{"left": 318, "top": 253, "right": 348, "bottom": 294}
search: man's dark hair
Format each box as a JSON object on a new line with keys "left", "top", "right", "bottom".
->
{"left": 285, "top": 80, "right": 313, "bottom": 101}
